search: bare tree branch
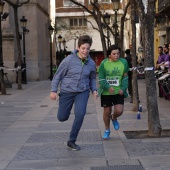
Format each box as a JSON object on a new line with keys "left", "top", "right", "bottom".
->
{"left": 134, "top": 0, "right": 145, "bottom": 20}
{"left": 4, "top": 0, "right": 30, "bottom": 7}
{"left": 69, "top": 0, "right": 94, "bottom": 15}
{"left": 68, "top": 0, "right": 108, "bottom": 57}
{"left": 120, "top": 0, "right": 130, "bottom": 51}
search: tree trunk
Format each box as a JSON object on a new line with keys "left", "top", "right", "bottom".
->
{"left": 14, "top": 7, "right": 22, "bottom": 89}
{"left": 130, "top": 0, "right": 139, "bottom": 111}
{"left": 0, "top": 17, "right": 6, "bottom": 94}
{"left": 120, "top": 1, "right": 130, "bottom": 57}
{"left": 0, "top": 70, "right": 6, "bottom": 94}
{"left": 136, "top": 0, "right": 161, "bottom": 136}
{"left": 143, "top": 1, "right": 161, "bottom": 136}
{"left": 97, "top": 12, "right": 107, "bottom": 58}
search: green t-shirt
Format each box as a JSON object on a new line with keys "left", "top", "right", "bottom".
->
{"left": 98, "top": 58, "right": 129, "bottom": 95}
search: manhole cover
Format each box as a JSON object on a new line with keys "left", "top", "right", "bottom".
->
{"left": 124, "top": 129, "right": 170, "bottom": 139}
{"left": 91, "top": 165, "right": 144, "bottom": 170}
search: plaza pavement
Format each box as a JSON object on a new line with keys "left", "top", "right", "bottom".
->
{"left": 0, "top": 78, "right": 170, "bottom": 170}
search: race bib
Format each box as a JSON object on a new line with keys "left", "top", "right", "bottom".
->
{"left": 107, "top": 77, "right": 119, "bottom": 86}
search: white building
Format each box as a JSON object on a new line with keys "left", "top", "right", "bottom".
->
{"left": 55, "top": 0, "right": 131, "bottom": 66}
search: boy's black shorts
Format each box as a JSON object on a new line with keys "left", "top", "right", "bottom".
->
{"left": 101, "top": 94, "right": 124, "bottom": 107}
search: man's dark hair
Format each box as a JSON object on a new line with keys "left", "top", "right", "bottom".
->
{"left": 125, "top": 49, "right": 130, "bottom": 54}
{"left": 107, "top": 44, "right": 120, "bottom": 56}
{"left": 164, "top": 44, "right": 169, "bottom": 49}
{"left": 78, "top": 35, "right": 92, "bottom": 47}
{"left": 158, "top": 46, "right": 163, "bottom": 51}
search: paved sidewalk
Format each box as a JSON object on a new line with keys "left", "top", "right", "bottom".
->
{"left": 0, "top": 79, "right": 169, "bottom": 170}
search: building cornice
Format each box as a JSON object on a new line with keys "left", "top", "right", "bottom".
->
{"left": 56, "top": 9, "right": 124, "bottom": 17}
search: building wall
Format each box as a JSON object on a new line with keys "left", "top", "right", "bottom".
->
{"left": 2, "top": 0, "right": 55, "bottom": 82}
{"left": 154, "top": 0, "right": 170, "bottom": 64}
{"left": 56, "top": 0, "right": 131, "bottom": 64}
{"left": 2, "top": 3, "right": 15, "bottom": 81}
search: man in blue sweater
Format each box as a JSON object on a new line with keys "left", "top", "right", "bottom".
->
{"left": 50, "top": 35, "right": 98, "bottom": 150}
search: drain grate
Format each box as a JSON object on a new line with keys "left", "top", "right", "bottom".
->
{"left": 91, "top": 165, "right": 145, "bottom": 170}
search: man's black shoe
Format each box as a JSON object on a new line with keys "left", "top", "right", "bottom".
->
{"left": 67, "top": 141, "right": 80, "bottom": 151}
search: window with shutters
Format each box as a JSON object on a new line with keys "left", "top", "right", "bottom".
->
{"left": 70, "top": 18, "right": 87, "bottom": 29}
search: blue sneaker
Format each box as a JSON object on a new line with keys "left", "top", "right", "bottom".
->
{"left": 112, "top": 119, "right": 119, "bottom": 130}
{"left": 102, "top": 129, "right": 110, "bottom": 140}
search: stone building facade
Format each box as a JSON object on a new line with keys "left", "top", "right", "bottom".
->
{"left": 2, "top": 0, "right": 55, "bottom": 82}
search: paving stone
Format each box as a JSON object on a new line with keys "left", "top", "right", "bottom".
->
{"left": 27, "top": 131, "right": 101, "bottom": 143}
{"left": 38, "top": 114, "right": 99, "bottom": 131}
{"left": 0, "top": 124, "right": 11, "bottom": 132}
{"left": 0, "top": 161, "right": 10, "bottom": 169}
{"left": 36, "top": 122, "right": 73, "bottom": 131}
{"left": 107, "top": 158, "right": 140, "bottom": 166}
{"left": 0, "top": 131, "right": 32, "bottom": 147}
{"left": 0, "top": 116, "right": 19, "bottom": 123}
{"left": 0, "top": 111, "right": 26, "bottom": 117}
{"left": 57, "top": 158, "right": 106, "bottom": 167}
{"left": 90, "top": 165, "right": 145, "bottom": 170}
{"left": 0, "top": 106, "right": 31, "bottom": 113}
{"left": 123, "top": 141, "right": 170, "bottom": 157}
{"left": 13, "top": 143, "right": 104, "bottom": 160}
{"left": 6, "top": 160, "right": 57, "bottom": 169}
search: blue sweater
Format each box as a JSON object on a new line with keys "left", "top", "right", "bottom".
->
{"left": 51, "top": 50, "right": 97, "bottom": 93}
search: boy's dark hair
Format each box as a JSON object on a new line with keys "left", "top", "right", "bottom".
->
{"left": 125, "top": 49, "right": 130, "bottom": 54}
{"left": 78, "top": 35, "right": 92, "bottom": 47}
{"left": 107, "top": 44, "right": 120, "bottom": 56}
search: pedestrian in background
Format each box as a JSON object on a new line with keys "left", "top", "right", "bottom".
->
{"left": 124, "top": 49, "right": 132, "bottom": 103}
{"left": 155, "top": 46, "right": 166, "bottom": 98}
{"left": 168, "top": 43, "right": 170, "bottom": 73}
{"left": 162, "top": 44, "right": 169, "bottom": 71}
{"left": 98, "top": 45, "right": 129, "bottom": 140}
{"left": 50, "top": 35, "right": 98, "bottom": 150}
{"left": 156, "top": 46, "right": 166, "bottom": 71}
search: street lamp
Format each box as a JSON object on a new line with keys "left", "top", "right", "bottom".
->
{"left": 63, "top": 38, "right": 66, "bottom": 49}
{"left": 48, "top": 24, "right": 54, "bottom": 81}
{"left": 104, "top": 13, "right": 111, "bottom": 49}
{"left": 112, "top": 0, "right": 120, "bottom": 45}
{"left": 20, "top": 16, "right": 29, "bottom": 84}
{"left": 56, "top": 35, "right": 63, "bottom": 66}
{"left": 0, "top": 0, "right": 6, "bottom": 94}
{"left": 56, "top": 35, "right": 67, "bottom": 65}
{"left": 58, "top": 34, "right": 62, "bottom": 50}
{"left": 62, "top": 38, "right": 67, "bottom": 58}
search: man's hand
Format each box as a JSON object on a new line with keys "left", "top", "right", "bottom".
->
{"left": 50, "top": 92, "right": 58, "bottom": 101}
